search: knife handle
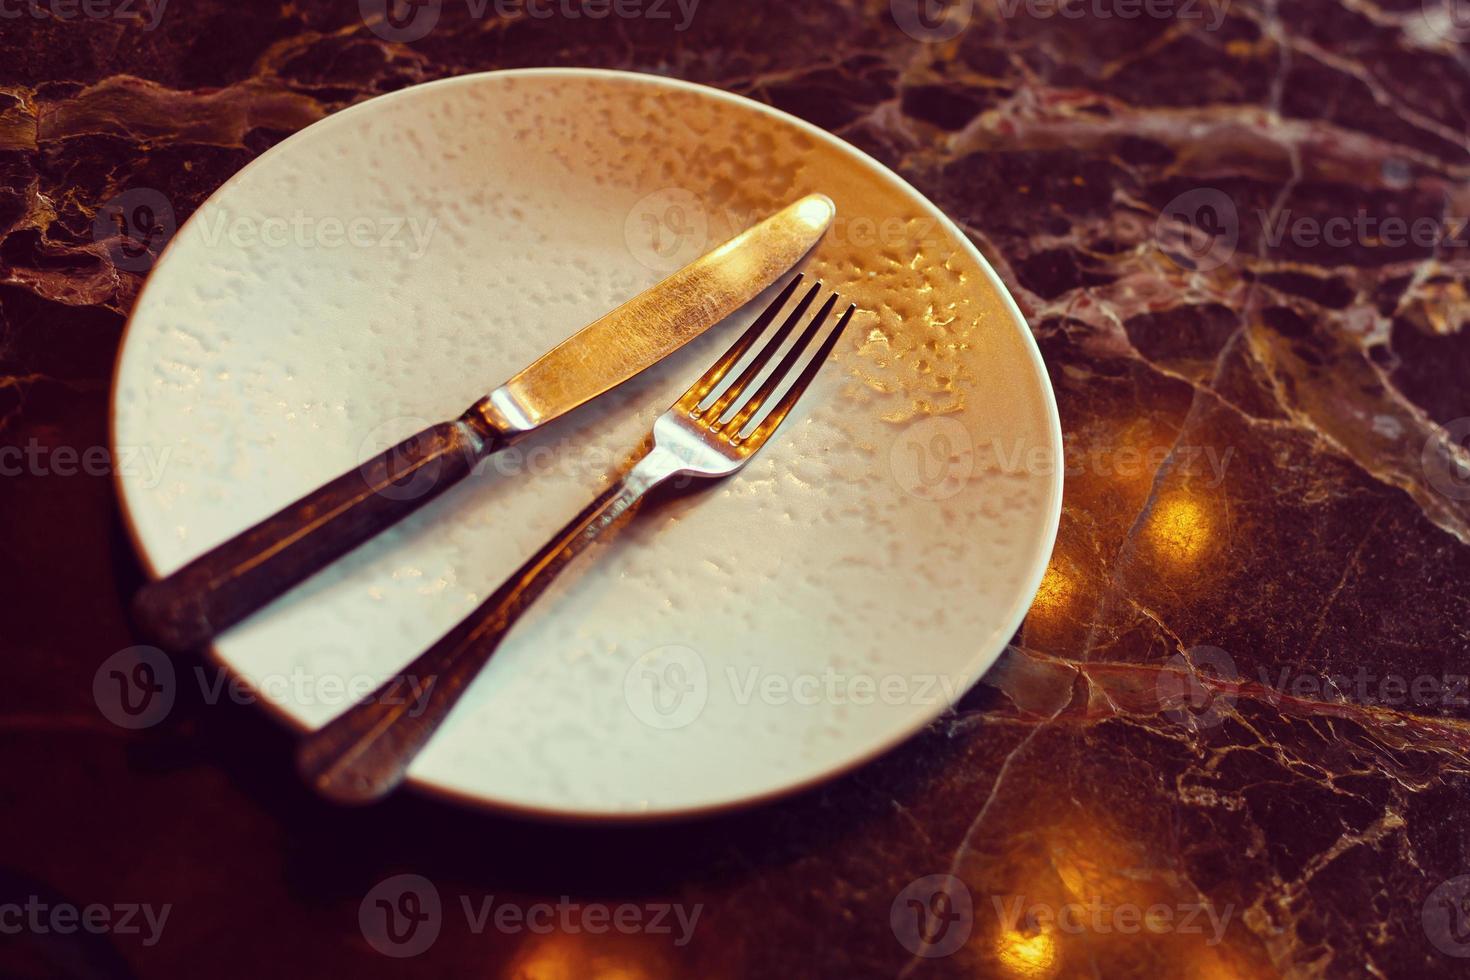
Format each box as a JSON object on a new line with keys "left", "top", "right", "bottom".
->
{"left": 131, "top": 409, "right": 506, "bottom": 652}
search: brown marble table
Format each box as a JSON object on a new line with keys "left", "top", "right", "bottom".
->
{"left": 3, "top": 1, "right": 1470, "bottom": 977}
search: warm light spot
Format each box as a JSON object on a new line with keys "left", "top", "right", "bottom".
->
{"left": 1146, "top": 494, "right": 1212, "bottom": 564}
{"left": 794, "top": 192, "right": 836, "bottom": 229}
{"left": 1181, "top": 950, "right": 1249, "bottom": 980}
{"left": 996, "top": 927, "right": 1058, "bottom": 977}
{"left": 506, "top": 936, "right": 576, "bottom": 980}
{"left": 1030, "top": 564, "right": 1076, "bottom": 617}
{"left": 502, "top": 935, "right": 657, "bottom": 980}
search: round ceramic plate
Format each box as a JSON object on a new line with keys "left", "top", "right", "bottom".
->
{"left": 112, "top": 68, "right": 1062, "bottom": 821}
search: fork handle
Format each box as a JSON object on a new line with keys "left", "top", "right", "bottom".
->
{"left": 297, "top": 447, "right": 681, "bottom": 805}
{"left": 131, "top": 407, "right": 509, "bottom": 652}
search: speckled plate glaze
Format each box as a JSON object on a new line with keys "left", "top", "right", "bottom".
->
{"left": 112, "top": 68, "right": 1062, "bottom": 821}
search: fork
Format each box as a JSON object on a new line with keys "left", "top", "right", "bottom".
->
{"left": 298, "top": 274, "right": 856, "bottom": 804}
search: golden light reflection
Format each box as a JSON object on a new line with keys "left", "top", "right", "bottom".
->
{"left": 503, "top": 934, "right": 659, "bottom": 980}
{"left": 976, "top": 814, "right": 1267, "bottom": 980}
{"left": 506, "top": 936, "right": 576, "bottom": 980}
{"left": 996, "top": 926, "right": 1059, "bottom": 977}
{"left": 793, "top": 192, "right": 837, "bottom": 229}
{"left": 1185, "top": 954, "right": 1248, "bottom": 980}
{"left": 1030, "top": 563, "right": 1076, "bottom": 617}
{"left": 1144, "top": 493, "right": 1213, "bottom": 565}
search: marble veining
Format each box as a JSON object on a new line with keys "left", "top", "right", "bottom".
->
{"left": 2, "top": 1, "right": 1468, "bottom": 978}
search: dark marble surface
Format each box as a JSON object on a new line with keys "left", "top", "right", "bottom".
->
{"left": 4, "top": 1, "right": 1470, "bottom": 977}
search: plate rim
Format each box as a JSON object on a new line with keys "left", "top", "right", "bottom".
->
{"left": 110, "top": 65, "right": 1064, "bottom": 823}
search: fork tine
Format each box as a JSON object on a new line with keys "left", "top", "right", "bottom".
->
{"left": 744, "top": 303, "right": 856, "bottom": 445}
{"left": 720, "top": 292, "right": 841, "bottom": 437}
{"left": 677, "top": 273, "right": 805, "bottom": 411}
{"left": 702, "top": 280, "right": 822, "bottom": 422}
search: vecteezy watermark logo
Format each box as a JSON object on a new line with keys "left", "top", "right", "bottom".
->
{"left": 1422, "top": 417, "right": 1470, "bottom": 501}
{"left": 1154, "top": 188, "right": 1239, "bottom": 273}
{"left": 990, "top": 895, "right": 1232, "bottom": 945}
{"left": 0, "top": 897, "right": 172, "bottom": 947}
{"left": 93, "top": 646, "right": 438, "bottom": 729}
{"left": 624, "top": 661, "right": 966, "bottom": 727}
{"left": 994, "top": 0, "right": 1230, "bottom": 28}
{"left": 624, "top": 645, "right": 707, "bottom": 729}
{"left": 0, "top": 438, "right": 173, "bottom": 488}
{"left": 1260, "top": 209, "right": 1470, "bottom": 252}
{"left": 360, "top": 874, "right": 442, "bottom": 958}
{"left": 95, "top": 188, "right": 439, "bottom": 272}
{"left": 1420, "top": 0, "right": 1470, "bottom": 43}
{"left": 360, "top": 0, "right": 441, "bottom": 41}
{"left": 192, "top": 209, "right": 439, "bottom": 259}
{"left": 624, "top": 188, "right": 710, "bottom": 274}
{"left": 889, "top": 416, "right": 975, "bottom": 501}
{"left": 1254, "top": 667, "right": 1468, "bottom": 709}
{"left": 359, "top": 876, "right": 702, "bottom": 957}
{"left": 891, "top": 0, "right": 974, "bottom": 41}
{"left": 1425, "top": 876, "right": 1470, "bottom": 957}
{"left": 93, "top": 188, "right": 176, "bottom": 273}
{"left": 356, "top": 415, "right": 460, "bottom": 503}
{"left": 0, "top": 0, "right": 169, "bottom": 29}
{"left": 361, "top": 0, "right": 700, "bottom": 41}
{"left": 983, "top": 438, "right": 1232, "bottom": 487}
{"left": 726, "top": 667, "right": 963, "bottom": 708}
{"left": 1156, "top": 645, "right": 1238, "bottom": 729}
{"left": 93, "top": 646, "right": 176, "bottom": 730}
{"left": 891, "top": 874, "right": 973, "bottom": 958}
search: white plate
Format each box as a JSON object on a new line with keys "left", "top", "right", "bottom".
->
{"left": 112, "top": 68, "right": 1062, "bottom": 821}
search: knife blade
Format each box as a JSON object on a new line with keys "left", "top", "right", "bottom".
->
{"left": 132, "top": 193, "right": 835, "bottom": 651}
{"left": 472, "top": 192, "right": 836, "bottom": 437}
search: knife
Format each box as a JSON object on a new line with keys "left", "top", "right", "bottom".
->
{"left": 132, "top": 193, "right": 836, "bottom": 651}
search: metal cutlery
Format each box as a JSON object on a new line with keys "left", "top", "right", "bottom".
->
{"left": 132, "top": 194, "right": 836, "bottom": 652}
{"left": 298, "top": 274, "right": 855, "bottom": 804}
